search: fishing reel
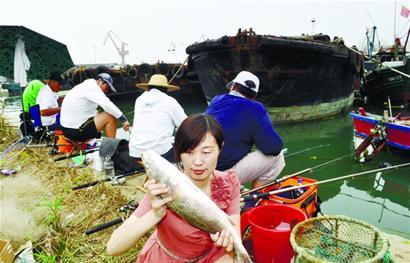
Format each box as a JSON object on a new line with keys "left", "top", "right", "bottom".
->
{"left": 118, "top": 200, "right": 138, "bottom": 213}
{"left": 109, "top": 175, "right": 126, "bottom": 186}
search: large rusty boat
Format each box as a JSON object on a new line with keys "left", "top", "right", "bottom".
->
{"left": 186, "top": 29, "right": 364, "bottom": 123}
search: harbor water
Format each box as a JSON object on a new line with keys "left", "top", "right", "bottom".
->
{"left": 2, "top": 95, "right": 409, "bottom": 239}
{"left": 116, "top": 96, "right": 410, "bottom": 239}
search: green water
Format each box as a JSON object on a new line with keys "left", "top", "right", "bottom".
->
{"left": 115, "top": 97, "right": 409, "bottom": 238}
{"left": 3, "top": 96, "right": 409, "bottom": 238}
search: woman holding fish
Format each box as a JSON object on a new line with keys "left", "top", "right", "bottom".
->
{"left": 107, "top": 114, "right": 251, "bottom": 262}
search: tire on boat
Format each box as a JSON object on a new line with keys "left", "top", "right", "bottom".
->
{"left": 138, "top": 63, "right": 152, "bottom": 81}
{"left": 186, "top": 70, "right": 200, "bottom": 85}
{"left": 127, "top": 67, "right": 138, "bottom": 79}
{"left": 85, "top": 70, "right": 94, "bottom": 79}
{"left": 156, "top": 63, "right": 170, "bottom": 78}
{"left": 170, "top": 64, "right": 185, "bottom": 80}
{"left": 96, "top": 66, "right": 109, "bottom": 74}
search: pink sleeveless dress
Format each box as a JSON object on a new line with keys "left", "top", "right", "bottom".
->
{"left": 133, "top": 170, "right": 240, "bottom": 263}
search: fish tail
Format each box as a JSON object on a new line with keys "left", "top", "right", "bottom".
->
{"left": 234, "top": 243, "right": 253, "bottom": 263}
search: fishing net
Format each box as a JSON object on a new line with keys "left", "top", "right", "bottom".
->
{"left": 290, "top": 215, "right": 390, "bottom": 263}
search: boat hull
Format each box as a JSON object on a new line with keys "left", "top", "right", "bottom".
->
{"left": 363, "top": 60, "right": 410, "bottom": 104}
{"left": 186, "top": 31, "right": 362, "bottom": 123}
{"left": 350, "top": 112, "right": 410, "bottom": 151}
{"left": 63, "top": 63, "right": 204, "bottom": 102}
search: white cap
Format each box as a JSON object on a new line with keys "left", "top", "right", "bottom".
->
{"left": 226, "top": 71, "right": 260, "bottom": 94}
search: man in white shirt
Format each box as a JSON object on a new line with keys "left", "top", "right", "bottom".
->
{"left": 36, "top": 72, "right": 65, "bottom": 126}
{"left": 129, "top": 74, "right": 187, "bottom": 162}
{"left": 60, "top": 73, "right": 130, "bottom": 141}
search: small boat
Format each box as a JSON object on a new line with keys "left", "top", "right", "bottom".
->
{"left": 361, "top": 27, "right": 410, "bottom": 104}
{"left": 350, "top": 107, "right": 410, "bottom": 161}
{"left": 0, "top": 82, "right": 21, "bottom": 96}
{"left": 186, "top": 28, "right": 364, "bottom": 123}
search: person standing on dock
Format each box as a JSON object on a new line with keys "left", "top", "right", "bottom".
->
{"left": 60, "top": 73, "right": 130, "bottom": 141}
{"left": 206, "top": 71, "right": 285, "bottom": 188}
{"left": 129, "top": 74, "right": 187, "bottom": 162}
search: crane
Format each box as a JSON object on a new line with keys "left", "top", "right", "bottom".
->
{"left": 103, "top": 30, "right": 129, "bottom": 65}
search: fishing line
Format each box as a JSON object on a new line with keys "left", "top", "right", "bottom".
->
{"left": 241, "top": 162, "right": 410, "bottom": 202}
{"left": 339, "top": 192, "right": 410, "bottom": 218}
{"left": 285, "top": 144, "right": 330, "bottom": 157}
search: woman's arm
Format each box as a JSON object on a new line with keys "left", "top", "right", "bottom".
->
{"left": 210, "top": 214, "right": 240, "bottom": 253}
{"left": 106, "top": 209, "right": 162, "bottom": 256}
{"left": 230, "top": 214, "right": 241, "bottom": 235}
{"left": 106, "top": 179, "right": 173, "bottom": 256}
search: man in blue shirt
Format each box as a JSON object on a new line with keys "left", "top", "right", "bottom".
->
{"left": 206, "top": 71, "right": 285, "bottom": 188}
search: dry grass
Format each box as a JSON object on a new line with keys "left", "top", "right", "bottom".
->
{"left": 0, "top": 117, "right": 148, "bottom": 262}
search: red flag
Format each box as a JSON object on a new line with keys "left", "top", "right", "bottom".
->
{"left": 401, "top": 5, "right": 410, "bottom": 18}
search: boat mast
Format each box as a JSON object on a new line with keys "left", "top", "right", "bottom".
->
{"left": 311, "top": 18, "right": 316, "bottom": 35}
{"left": 368, "top": 26, "right": 377, "bottom": 60}
{"left": 394, "top": 0, "right": 397, "bottom": 41}
{"left": 403, "top": 27, "right": 410, "bottom": 55}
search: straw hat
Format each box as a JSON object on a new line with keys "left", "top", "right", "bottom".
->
{"left": 136, "top": 74, "right": 180, "bottom": 92}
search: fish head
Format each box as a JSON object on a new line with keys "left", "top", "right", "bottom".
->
{"left": 141, "top": 150, "right": 177, "bottom": 185}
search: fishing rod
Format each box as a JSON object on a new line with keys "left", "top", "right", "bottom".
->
{"left": 168, "top": 56, "right": 189, "bottom": 84}
{"left": 53, "top": 147, "right": 100, "bottom": 162}
{"left": 241, "top": 162, "right": 410, "bottom": 202}
{"left": 241, "top": 168, "right": 312, "bottom": 196}
{"left": 241, "top": 153, "right": 350, "bottom": 196}
{"left": 27, "top": 143, "right": 72, "bottom": 148}
{"left": 85, "top": 200, "right": 138, "bottom": 235}
{"left": 285, "top": 144, "right": 330, "bottom": 157}
{"left": 309, "top": 153, "right": 351, "bottom": 170}
{"left": 71, "top": 167, "right": 146, "bottom": 190}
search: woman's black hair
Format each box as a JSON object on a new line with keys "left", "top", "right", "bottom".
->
{"left": 174, "top": 114, "right": 224, "bottom": 162}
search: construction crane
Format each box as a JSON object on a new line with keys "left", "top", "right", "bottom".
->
{"left": 103, "top": 30, "right": 129, "bottom": 65}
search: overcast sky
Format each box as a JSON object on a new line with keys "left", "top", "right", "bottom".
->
{"left": 1, "top": 0, "right": 409, "bottom": 65}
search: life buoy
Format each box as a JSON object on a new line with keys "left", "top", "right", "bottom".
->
{"left": 170, "top": 64, "right": 185, "bottom": 80}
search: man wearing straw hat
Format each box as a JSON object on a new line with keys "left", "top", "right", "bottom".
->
{"left": 129, "top": 74, "right": 187, "bottom": 162}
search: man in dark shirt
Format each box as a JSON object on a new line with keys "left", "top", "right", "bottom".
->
{"left": 206, "top": 71, "right": 285, "bottom": 188}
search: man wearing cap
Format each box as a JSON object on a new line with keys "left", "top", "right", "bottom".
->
{"left": 206, "top": 71, "right": 285, "bottom": 188}
{"left": 60, "top": 73, "right": 130, "bottom": 141}
{"left": 129, "top": 74, "right": 187, "bottom": 162}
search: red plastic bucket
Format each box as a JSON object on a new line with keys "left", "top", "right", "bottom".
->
{"left": 249, "top": 204, "right": 307, "bottom": 263}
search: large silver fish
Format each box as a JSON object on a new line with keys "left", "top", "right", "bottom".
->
{"left": 141, "top": 150, "right": 252, "bottom": 263}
